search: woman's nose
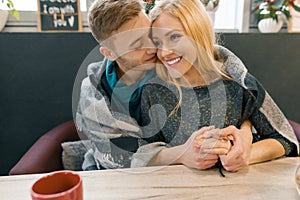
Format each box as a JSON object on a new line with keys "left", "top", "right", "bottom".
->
{"left": 160, "top": 48, "right": 173, "bottom": 58}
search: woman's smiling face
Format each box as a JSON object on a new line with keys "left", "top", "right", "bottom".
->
{"left": 151, "top": 12, "right": 198, "bottom": 81}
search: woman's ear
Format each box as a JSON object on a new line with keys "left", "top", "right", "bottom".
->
{"left": 100, "top": 47, "right": 117, "bottom": 61}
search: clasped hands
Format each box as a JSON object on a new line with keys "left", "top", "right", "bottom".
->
{"left": 179, "top": 124, "right": 253, "bottom": 172}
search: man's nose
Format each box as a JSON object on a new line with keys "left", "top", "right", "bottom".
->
{"left": 145, "top": 38, "right": 157, "bottom": 54}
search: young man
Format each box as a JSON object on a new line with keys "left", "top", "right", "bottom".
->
{"left": 62, "top": 0, "right": 158, "bottom": 170}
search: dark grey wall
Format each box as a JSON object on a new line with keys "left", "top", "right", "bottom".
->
{"left": 221, "top": 33, "right": 300, "bottom": 123}
{"left": 0, "top": 33, "right": 101, "bottom": 175}
{"left": 0, "top": 33, "right": 299, "bottom": 175}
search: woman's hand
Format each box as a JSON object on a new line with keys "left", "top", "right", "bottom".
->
{"left": 195, "top": 128, "right": 232, "bottom": 155}
{"left": 147, "top": 126, "right": 219, "bottom": 169}
{"left": 178, "top": 127, "right": 231, "bottom": 170}
{"left": 176, "top": 126, "right": 217, "bottom": 170}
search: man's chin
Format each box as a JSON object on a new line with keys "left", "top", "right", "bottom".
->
{"left": 135, "top": 63, "right": 156, "bottom": 71}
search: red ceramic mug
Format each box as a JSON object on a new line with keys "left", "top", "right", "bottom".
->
{"left": 31, "top": 170, "right": 83, "bottom": 200}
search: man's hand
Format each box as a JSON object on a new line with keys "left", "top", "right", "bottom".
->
{"left": 218, "top": 122, "right": 253, "bottom": 172}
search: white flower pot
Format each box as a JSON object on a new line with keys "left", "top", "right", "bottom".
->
{"left": 258, "top": 18, "right": 283, "bottom": 33}
{"left": 0, "top": 10, "right": 9, "bottom": 32}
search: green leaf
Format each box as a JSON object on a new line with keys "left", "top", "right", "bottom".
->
{"left": 10, "top": 9, "right": 19, "bottom": 20}
{"left": 3, "top": 0, "right": 15, "bottom": 9}
{"left": 282, "top": 10, "right": 291, "bottom": 19}
{"left": 2, "top": 0, "right": 19, "bottom": 20}
{"left": 293, "top": 5, "right": 300, "bottom": 12}
{"left": 7, "top": 0, "right": 14, "bottom": 7}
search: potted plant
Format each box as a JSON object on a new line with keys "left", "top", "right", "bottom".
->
{"left": 253, "top": 0, "right": 300, "bottom": 32}
{"left": 144, "top": 0, "right": 156, "bottom": 14}
{"left": 0, "top": 0, "right": 19, "bottom": 31}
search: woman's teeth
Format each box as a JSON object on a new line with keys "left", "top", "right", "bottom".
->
{"left": 167, "top": 57, "right": 181, "bottom": 65}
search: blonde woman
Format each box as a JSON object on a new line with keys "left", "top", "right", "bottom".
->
{"left": 132, "top": 0, "right": 299, "bottom": 172}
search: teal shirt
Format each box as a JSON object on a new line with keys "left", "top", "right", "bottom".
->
{"left": 101, "top": 60, "right": 155, "bottom": 124}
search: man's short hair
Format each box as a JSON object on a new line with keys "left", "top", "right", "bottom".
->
{"left": 88, "top": 0, "right": 143, "bottom": 43}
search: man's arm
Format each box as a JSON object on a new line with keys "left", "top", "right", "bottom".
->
{"left": 219, "top": 120, "right": 287, "bottom": 172}
{"left": 219, "top": 120, "right": 253, "bottom": 172}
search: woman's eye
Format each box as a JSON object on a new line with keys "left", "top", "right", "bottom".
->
{"left": 170, "top": 34, "right": 181, "bottom": 41}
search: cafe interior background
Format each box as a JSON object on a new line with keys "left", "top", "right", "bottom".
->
{"left": 0, "top": 0, "right": 300, "bottom": 176}
{"left": 0, "top": 0, "right": 273, "bottom": 32}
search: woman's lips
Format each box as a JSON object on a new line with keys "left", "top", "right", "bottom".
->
{"left": 166, "top": 56, "right": 182, "bottom": 66}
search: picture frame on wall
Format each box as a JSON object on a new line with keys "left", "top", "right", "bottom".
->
{"left": 37, "top": 0, "right": 82, "bottom": 32}
{"left": 288, "top": 0, "right": 300, "bottom": 32}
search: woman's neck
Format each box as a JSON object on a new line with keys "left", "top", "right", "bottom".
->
{"left": 177, "top": 67, "right": 217, "bottom": 88}
{"left": 177, "top": 60, "right": 224, "bottom": 88}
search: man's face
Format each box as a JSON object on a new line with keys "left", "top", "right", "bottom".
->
{"left": 105, "top": 12, "right": 157, "bottom": 77}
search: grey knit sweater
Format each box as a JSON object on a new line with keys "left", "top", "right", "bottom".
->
{"left": 139, "top": 76, "right": 297, "bottom": 154}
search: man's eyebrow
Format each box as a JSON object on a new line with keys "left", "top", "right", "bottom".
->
{"left": 129, "top": 36, "right": 143, "bottom": 47}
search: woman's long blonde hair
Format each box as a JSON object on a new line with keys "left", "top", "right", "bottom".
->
{"left": 150, "top": 0, "right": 229, "bottom": 115}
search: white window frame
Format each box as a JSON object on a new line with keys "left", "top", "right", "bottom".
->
{"left": 214, "top": 0, "right": 251, "bottom": 32}
{"left": 2, "top": 0, "right": 251, "bottom": 32}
